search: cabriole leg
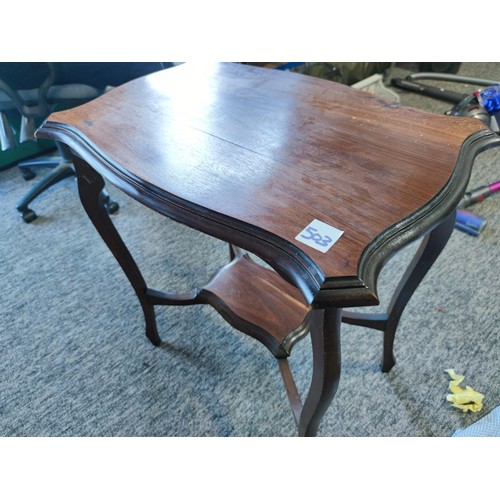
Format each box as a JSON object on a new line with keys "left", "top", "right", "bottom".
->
{"left": 381, "top": 211, "right": 456, "bottom": 371}
{"left": 298, "top": 307, "right": 342, "bottom": 437}
{"left": 73, "top": 156, "right": 162, "bottom": 346}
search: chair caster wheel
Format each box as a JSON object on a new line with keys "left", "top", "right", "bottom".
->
{"left": 21, "top": 169, "right": 36, "bottom": 181}
{"left": 20, "top": 209, "right": 37, "bottom": 223}
{"left": 106, "top": 200, "right": 119, "bottom": 214}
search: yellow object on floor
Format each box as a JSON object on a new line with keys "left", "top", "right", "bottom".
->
{"left": 445, "top": 369, "right": 484, "bottom": 413}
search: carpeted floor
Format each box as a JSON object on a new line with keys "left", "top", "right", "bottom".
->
{"left": 0, "top": 62, "right": 499, "bottom": 437}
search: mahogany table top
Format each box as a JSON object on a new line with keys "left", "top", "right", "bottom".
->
{"left": 38, "top": 63, "right": 497, "bottom": 305}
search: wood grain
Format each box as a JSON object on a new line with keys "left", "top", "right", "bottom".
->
{"left": 38, "top": 63, "right": 499, "bottom": 305}
{"left": 200, "top": 253, "right": 310, "bottom": 357}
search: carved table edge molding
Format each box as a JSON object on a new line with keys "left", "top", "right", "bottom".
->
{"left": 37, "top": 122, "right": 500, "bottom": 309}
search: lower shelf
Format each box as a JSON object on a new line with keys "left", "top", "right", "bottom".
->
{"left": 200, "top": 253, "right": 311, "bottom": 358}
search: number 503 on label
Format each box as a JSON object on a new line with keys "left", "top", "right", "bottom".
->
{"left": 295, "top": 219, "right": 344, "bottom": 253}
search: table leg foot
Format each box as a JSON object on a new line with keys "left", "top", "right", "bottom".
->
{"left": 381, "top": 346, "right": 396, "bottom": 373}
{"left": 73, "top": 156, "right": 162, "bottom": 346}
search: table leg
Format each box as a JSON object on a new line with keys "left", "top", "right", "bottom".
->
{"left": 342, "top": 211, "right": 456, "bottom": 372}
{"left": 381, "top": 211, "right": 456, "bottom": 371}
{"left": 298, "top": 307, "right": 342, "bottom": 437}
{"left": 73, "top": 156, "right": 162, "bottom": 346}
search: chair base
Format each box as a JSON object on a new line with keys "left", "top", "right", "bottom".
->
{"left": 18, "top": 152, "right": 63, "bottom": 180}
{"left": 16, "top": 144, "right": 119, "bottom": 223}
{"left": 16, "top": 161, "right": 76, "bottom": 222}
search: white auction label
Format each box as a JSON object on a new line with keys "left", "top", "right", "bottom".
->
{"left": 295, "top": 219, "right": 343, "bottom": 253}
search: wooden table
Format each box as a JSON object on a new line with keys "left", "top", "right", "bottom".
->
{"left": 36, "top": 63, "right": 500, "bottom": 436}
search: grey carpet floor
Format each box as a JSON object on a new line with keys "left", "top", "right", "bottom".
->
{"left": 0, "top": 62, "right": 499, "bottom": 437}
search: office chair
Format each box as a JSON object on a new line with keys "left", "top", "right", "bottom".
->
{"left": 0, "top": 62, "right": 119, "bottom": 222}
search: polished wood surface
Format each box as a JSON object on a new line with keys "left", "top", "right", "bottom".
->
{"left": 200, "top": 252, "right": 310, "bottom": 357}
{"left": 38, "top": 63, "right": 498, "bottom": 305}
